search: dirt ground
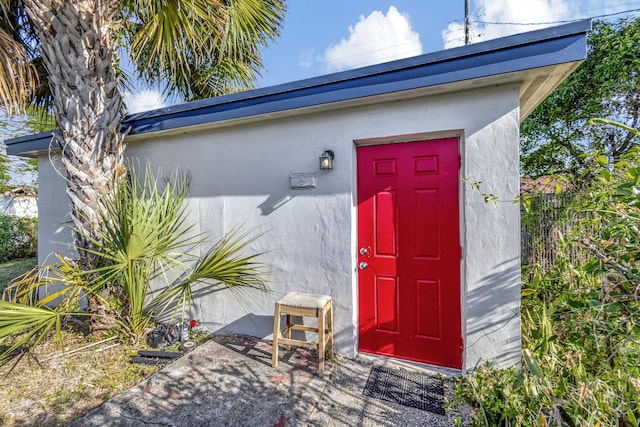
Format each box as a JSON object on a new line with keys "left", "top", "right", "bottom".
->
{"left": 0, "top": 330, "right": 162, "bottom": 427}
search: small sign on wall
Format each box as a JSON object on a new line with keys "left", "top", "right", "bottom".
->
{"left": 290, "top": 173, "right": 317, "bottom": 189}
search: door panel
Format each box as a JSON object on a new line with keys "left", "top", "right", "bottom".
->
{"left": 375, "top": 191, "right": 397, "bottom": 256}
{"left": 357, "top": 138, "right": 462, "bottom": 369}
{"left": 416, "top": 279, "right": 441, "bottom": 338}
{"left": 414, "top": 189, "right": 440, "bottom": 259}
{"left": 375, "top": 276, "right": 398, "bottom": 332}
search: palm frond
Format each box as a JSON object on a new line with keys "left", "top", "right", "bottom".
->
{"left": 1, "top": 264, "right": 40, "bottom": 306}
{"left": 220, "top": 0, "right": 285, "bottom": 60}
{"left": 189, "top": 228, "right": 268, "bottom": 290}
{"left": 0, "top": 0, "right": 39, "bottom": 113}
{"left": 185, "top": 55, "right": 261, "bottom": 100}
{"left": 0, "top": 302, "right": 68, "bottom": 364}
{"left": 2, "top": 254, "right": 88, "bottom": 311}
{"left": 150, "top": 227, "right": 269, "bottom": 322}
{"left": 124, "top": 0, "right": 285, "bottom": 99}
{"left": 76, "top": 163, "right": 205, "bottom": 335}
{"left": 83, "top": 165, "right": 196, "bottom": 277}
{"left": 52, "top": 162, "right": 271, "bottom": 338}
{"left": 125, "top": 0, "right": 226, "bottom": 78}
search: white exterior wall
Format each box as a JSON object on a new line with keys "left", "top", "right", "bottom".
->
{"left": 461, "top": 88, "right": 522, "bottom": 369}
{"left": 38, "top": 156, "right": 76, "bottom": 262}
{"left": 36, "top": 84, "right": 521, "bottom": 371}
{"left": 0, "top": 196, "right": 37, "bottom": 218}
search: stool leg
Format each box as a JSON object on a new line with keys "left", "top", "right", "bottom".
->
{"left": 272, "top": 303, "right": 281, "bottom": 368}
{"left": 318, "top": 307, "right": 326, "bottom": 376}
{"left": 285, "top": 314, "right": 292, "bottom": 350}
{"left": 327, "top": 301, "right": 334, "bottom": 361}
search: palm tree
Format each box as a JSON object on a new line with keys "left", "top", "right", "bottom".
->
{"left": 0, "top": 0, "right": 285, "bottom": 269}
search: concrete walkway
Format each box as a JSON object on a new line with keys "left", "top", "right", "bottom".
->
{"left": 70, "top": 334, "right": 471, "bottom": 426}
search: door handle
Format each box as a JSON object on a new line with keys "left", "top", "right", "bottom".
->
{"left": 359, "top": 262, "right": 368, "bottom": 270}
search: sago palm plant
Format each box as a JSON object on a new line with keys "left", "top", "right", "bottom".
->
{"left": 0, "top": 164, "right": 268, "bottom": 362}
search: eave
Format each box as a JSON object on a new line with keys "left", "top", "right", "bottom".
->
{"left": 6, "top": 19, "right": 591, "bottom": 157}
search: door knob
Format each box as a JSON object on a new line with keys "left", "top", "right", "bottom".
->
{"left": 359, "top": 247, "right": 369, "bottom": 255}
{"left": 359, "top": 262, "right": 368, "bottom": 270}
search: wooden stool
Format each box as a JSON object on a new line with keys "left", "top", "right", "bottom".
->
{"left": 272, "top": 292, "right": 333, "bottom": 375}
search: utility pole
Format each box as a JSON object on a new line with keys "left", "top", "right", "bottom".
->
{"left": 464, "top": 0, "right": 471, "bottom": 45}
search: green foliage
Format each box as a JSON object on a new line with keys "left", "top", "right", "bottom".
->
{"left": 457, "top": 260, "right": 640, "bottom": 425}
{"left": 0, "top": 154, "right": 9, "bottom": 192}
{"left": 0, "top": 215, "right": 36, "bottom": 263}
{"left": 124, "top": 0, "right": 286, "bottom": 100}
{"left": 0, "top": 254, "right": 84, "bottom": 363}
{"left": 83, "top": 164, "right": 268, "bottom": 335}
{"left": 0, "top": 164, "right": 268, "bottom": 360}
{"left": 521, "top": 17, "right": 640, "bottom": 177}
{"left": 457, "top": 122, "right": 640, "bottom": 426}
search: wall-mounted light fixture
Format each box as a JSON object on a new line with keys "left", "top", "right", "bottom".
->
{"left": 319, "top": 150, "right": 335, "bottom": 170}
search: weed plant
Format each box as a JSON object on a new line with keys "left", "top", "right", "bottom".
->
{"left": 456, "top": 137, "right": 640, "bottom": 425}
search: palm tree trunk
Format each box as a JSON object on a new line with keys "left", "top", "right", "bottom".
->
{"left": 24, "top": 0, "right": 125, "bottom": 270}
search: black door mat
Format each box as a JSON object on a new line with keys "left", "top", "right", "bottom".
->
{"left": 362, "top": 365, "right": 446, "bottom": 415}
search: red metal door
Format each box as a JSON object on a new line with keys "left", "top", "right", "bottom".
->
{"left": 357, "top": 138, "right": 462, "bottom": 369}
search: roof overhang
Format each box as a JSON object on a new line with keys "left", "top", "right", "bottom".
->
{"left": 6, "top": 19, "right": 590, "bottom": 157}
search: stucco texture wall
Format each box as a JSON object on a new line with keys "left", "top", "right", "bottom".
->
{"left": 37, "top": 83, "right": 521, "bottom": 371}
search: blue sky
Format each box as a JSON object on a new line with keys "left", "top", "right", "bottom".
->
{"left": 6, "top": 0, "right": 640, "bottom": 186}
{"left": 256, "top": 1, "right": 461, "bottom": 87}
{"left": 121, "top": 0, "right": 640, "bottom": 113}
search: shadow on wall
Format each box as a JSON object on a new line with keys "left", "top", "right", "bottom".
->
{"left": 465, "top": 257, "right": 521, "bottom": 369}
{"left": 150, "top": 284, "right": 275, "bottom": 330}
{"left": 258, "top": 191, "right": 296, "bottom": 216}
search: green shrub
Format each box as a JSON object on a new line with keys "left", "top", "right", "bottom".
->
{"left": 0, "top": 215, "right": 37, "bottom": 262}
{"left": 455, "top": 261, "right": 640, "bottom": 425}
{"left": 456, "top": 126, "right": 640, "bottom": 426}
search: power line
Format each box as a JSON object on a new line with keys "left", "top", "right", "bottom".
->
{"left": 473, "top": 0, "right": 640, "bottom": 22}
{"left": 476, "top": 7, "right": 640, "bottom": 26}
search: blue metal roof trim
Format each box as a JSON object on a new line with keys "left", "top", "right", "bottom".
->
{"left": 6, "top": 19, "right": 590, "bottom": 155}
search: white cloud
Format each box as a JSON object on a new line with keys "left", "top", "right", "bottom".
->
{"left": 442, "top": 0, "right": 576, "bottom": 48}
{"left": 324, "top": 6, "right": 422, "bottom": 72}
{"left": 299, "top": 48, "right": 315, "bottom": 68}
{"left": 123, "top": 89, "right": 167, "bottom": 114}
{"left": 442, "top": 21, "right": 466, "bottom": 49}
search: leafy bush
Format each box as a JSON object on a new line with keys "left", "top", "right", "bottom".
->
{"left": 0, "top": 215, "right": 36, "bottom": 262}
{"left": 456, "top": 259, "right": 639, "bottom": 425}
{"left": 456, "top": 126, "right": 640, "bottom": 426}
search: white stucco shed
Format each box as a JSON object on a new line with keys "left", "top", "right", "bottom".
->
{"left": 7, "top": 21, "right": 590, "bottom": 372}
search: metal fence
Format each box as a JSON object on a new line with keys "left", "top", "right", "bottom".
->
{"left": 520, "top": 193, "right": 583, "bottom": 268}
